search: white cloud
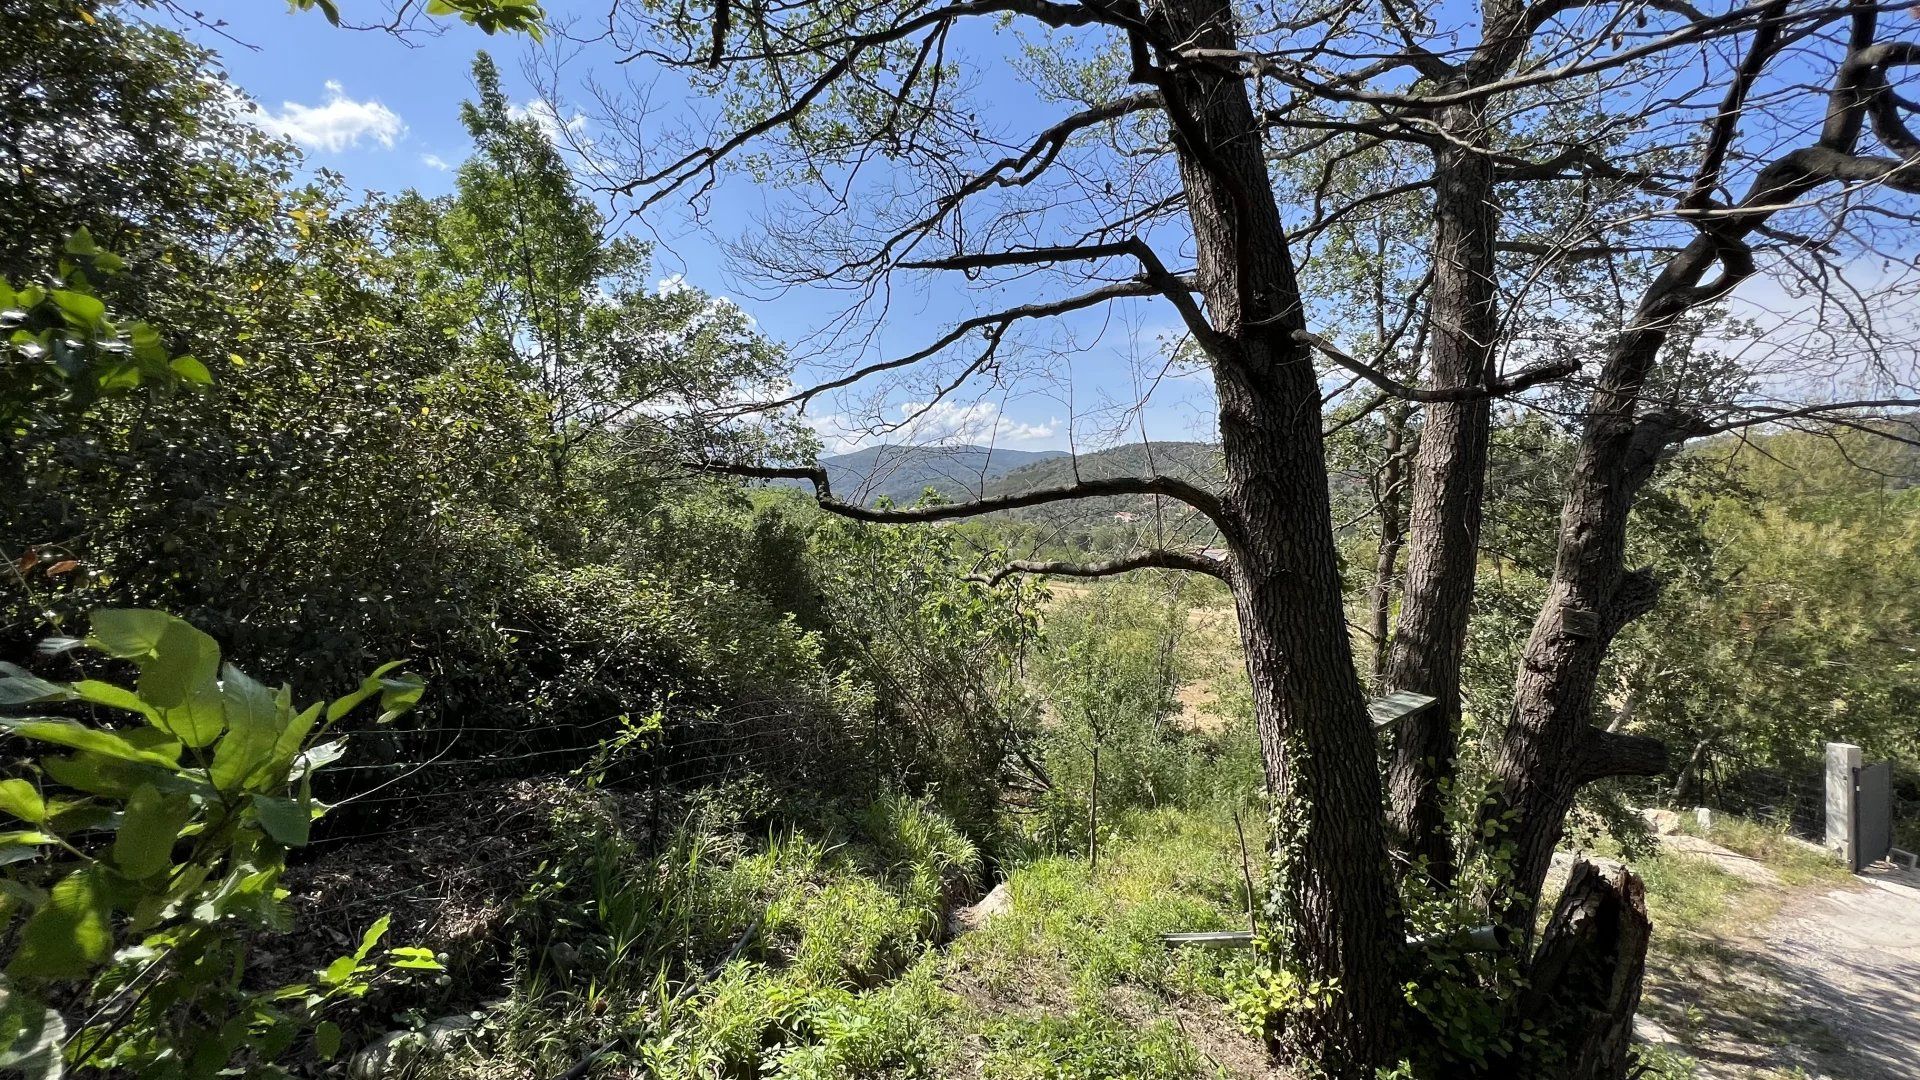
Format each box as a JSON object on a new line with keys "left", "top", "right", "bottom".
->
{"left": 420, "top": 153, "right": 451, "bottom": 171}
{"left": 252, "top": 81, "right": 405, "bottom": 152}
{"left": 895, "top": 401, "right": 1058, "bottom": 446}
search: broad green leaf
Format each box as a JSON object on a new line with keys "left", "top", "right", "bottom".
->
{"left": 321, "top": 955, "right": 358, "bottom": 985}
{"left": 323, "top": 661, "right": 412, "bottom": 723}
{"left": 113, "top": 785, "right": 190, "bottom": 880}
{"left": 168, "top": 356, "right": 212, "bottom": 385}
{"left": 0, "top": 986, "right": 66, "bottom": 1080}
{"left": 377, "top": 674, "right": 426, "bottom": 723}
{"left": 251, "top": 794, "right": 311, "bottom": 847}
{"left": 0, "top": 782, "right": 44, "bottom": 824}
{"left": 137, "top": 619, "right": 220, "bottom": 710}
{"left": 88, "top": 610, "right": 174, "bottom": 661}
{"left": 155, "top": 681, "right": 224, "bottom": 749}
{"left": 386, "top": 946, "right": 443, "bottom": 970}
{"left": 265, "top": 703, "right": 324, "bottom": 784}
{"left": 313, "top": 1021, "right": 342, "bottom": 1060}
{"left": 0, "top": 719, "right": 180, "bottom": 769}
{"left": 63, "top": 228, "right": 98, "bottom": 256}
{"left": 69, "top": 681, "right": 156, "bottom": 722}
{"left": 209, "top": 666, "right": 282, "bottom": 792}
{"left": 286, "top": 736, "right": 346, "bottom": 784}
{"left": 353, "top": 914, "right": 392, "bottom": 962}
{"left": 49, "top": 290, "right": 103, "bottom": 326}
{"left": 0, "top": 833, "right": 55, "bottom": 847}
{"left": 0, "top": 664, "right": 70, "bottom": 707}
{"left": 8, "top": 869, "right": 112, "bottom": 980}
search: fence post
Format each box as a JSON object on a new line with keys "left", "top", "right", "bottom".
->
{"left": 1825, "top": 741, "right": 1862, "bottom": 868}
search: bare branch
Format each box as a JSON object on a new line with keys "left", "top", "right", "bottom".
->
{"left": 980, "top": 549, "right": 1229, "bottom": 585}
{"left": 901, "top": 236, "right": 1225, "bottom": 354}
{"left": 1696, "top": 397, "right": 1920, "bottom": 436}
{"left": 769, "top": 280, "right": 1159, "bottom": 410}
{"left": 692, "top": 461, "right": 1229, "bottom": 530}
{"left": 1292, "top": 329, "right": 1578, "bottom": 402}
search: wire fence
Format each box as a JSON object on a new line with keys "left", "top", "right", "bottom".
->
{"left": 306, "top": 695, "right": 908, "bottom": 850}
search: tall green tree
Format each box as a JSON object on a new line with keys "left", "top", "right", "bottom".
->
{"left": 393, "top": 55, "right": 794, "bottom": 497}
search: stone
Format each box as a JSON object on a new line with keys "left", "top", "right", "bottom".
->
{"left": 349, "top": 1031, "right": 426, "bottom": 1080}
{"left": 1639, "top": 807, "right": 1683, "bottom": 835}
{"left": 1827, "top": 742, "right": 1862, "bottom": 868}
{"left": 347, "top": 1013, "right": 481, "bottom": 1079}
{"left": 949, "top": 881, "right": 1011, "bottom": 936}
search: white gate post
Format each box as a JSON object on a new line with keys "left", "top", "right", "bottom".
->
{"left": 1826, "top": 741, "right": 1862, "bottom": 868}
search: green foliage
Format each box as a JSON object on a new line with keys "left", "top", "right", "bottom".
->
{"left": 0, "top": 610, "right": 434, "bottom": 1076}
{"left": 289, "top": 0, "right": 546, "bottom": 36}
{"left": 458, "top": 792, "right": 980, "bottom": 1079}
{"left": 1, "top": 232, "right": 203, "bottom": 431}
{"left": 1024, "top": 576, "right": 1246, "bottom": 856}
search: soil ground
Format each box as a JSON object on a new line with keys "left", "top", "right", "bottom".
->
{"left": 1640, "top": 854, "right": 1920, "bottom": 1079}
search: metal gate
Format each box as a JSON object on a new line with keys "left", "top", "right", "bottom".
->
{"left": 1854, "top": 761, "right": 1893, "bottom": 871}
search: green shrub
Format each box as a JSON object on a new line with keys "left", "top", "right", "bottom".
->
{"left": 0, "top": 609, "right": 435, "bottom": 1076}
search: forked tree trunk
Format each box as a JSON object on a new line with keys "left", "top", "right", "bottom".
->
{"left": 1149, "top": 0, "right": 1405, "bottom": 1069}
{"left": 1503, "top": 857, "right": 1653, "bottom": 1080}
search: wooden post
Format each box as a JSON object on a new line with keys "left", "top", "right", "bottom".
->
{"left": 1087, "top": 741, "right": 1099, "bottom": 872}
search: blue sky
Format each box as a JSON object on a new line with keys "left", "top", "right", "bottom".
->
{"left": 178, "top": 2, "right": 1219, "bottom": 455}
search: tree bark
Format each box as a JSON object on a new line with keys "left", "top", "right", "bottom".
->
{"left": 1384, "top": 124, "right": 1500, "bottom": 885}
{"left": 1384, "top": 0, "right": 1541, "bottom": 882}
{"left": 1504, "top": 857, "right": 1652, "bottom": 1080}
{"left": 1147, "top": 0, "right": 1405, "bottom": 1070}
{"left": 1367, "top": 406, "right": 1410, "bottom": 685}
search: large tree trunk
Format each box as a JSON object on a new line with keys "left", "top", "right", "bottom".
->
{"left": 1384, "top": 122, "right": 1501, "bottom": 885}
{"left": 1149, "top": 0, "right": 1405, "bottom": 1070}
{"left": 1484, "top": 246, "right": 1721, "bottom": 925}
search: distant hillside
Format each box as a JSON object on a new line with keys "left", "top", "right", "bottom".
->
{"left": 974, "top": 440, "right": 1374, "bottom": 557}
{"left": 786, "top": 444, "right": 1069, "bottom": 505}
{"left": 985, "top": 441, "right": 1225, "bottom": 497}
{"left": 970, "top": 442, "right": 1228, "bottom": 556}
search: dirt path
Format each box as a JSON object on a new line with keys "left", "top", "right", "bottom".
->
{"left": 1760, "top": 865, "right": 1920, "bottom": 1080}
{"left": 1641, "top": 862, "right": 1920, "bottom": 1079}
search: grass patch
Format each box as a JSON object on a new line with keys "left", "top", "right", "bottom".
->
{"left": 979, "top": 1007, "right": 1220, "bottom": 1079}
{"left": 1694, "top": 815, "right": 1852, "bottom": 888}
{"left": 1638, "top": 850, "right": 1756, "bottom": 938}
{"left": 421, "top": 791, "right": 978, "bottom": 1080}
{"left": 957, "top": 805, "right": 1258, "bottom": 1003}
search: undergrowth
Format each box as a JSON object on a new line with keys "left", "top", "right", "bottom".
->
{"left": 407, "top": 791, "right": 1269, "bottom": 1079}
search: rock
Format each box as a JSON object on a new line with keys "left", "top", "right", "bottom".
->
{"left": 1640, "top": 808, "right": 1683, "bottom": 836}
{"left": 423, "top": 1013, "right": 479, "bottom": 1052}
{"left": 348, "top": 1013, "right": 481, "bottom": 1079}
{"left": 350, "top": 1031, "right": 426, "bottom": 1080}
{"left": 949, "top": 881, "right": 1011, "bottom": 937}
{"left": 1633, "top": 1013, "right": 1679, "bottom": 1048}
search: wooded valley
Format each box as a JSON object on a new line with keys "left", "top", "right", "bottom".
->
{"left": 1, "top": 0, "right": 1918, "bottom": 1077}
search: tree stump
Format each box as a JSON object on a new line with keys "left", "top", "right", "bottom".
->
{"left": 1512, "top": 857, "right": 1652, "bottom": 1080}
